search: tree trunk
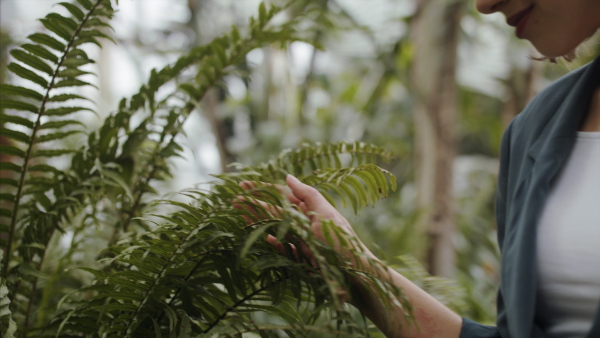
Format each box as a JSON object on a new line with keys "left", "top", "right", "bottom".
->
{"left": 410, "top": 0, "right": 464, "bottom": 278}
{"left": 502, "top": 53, "right": 540, "bottom": 127}
{"left": 203, "top": 88, "right": 233, "bottom": 172}
{"left": 188, "top": 0, "right": 233, "bottom": 172}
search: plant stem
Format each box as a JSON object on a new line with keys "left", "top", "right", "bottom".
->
{"left": 22, "top": 253, "right": 46, "bottom": 338}
{"left": 202, "top": 276, "right": 288, "bottom": 334}
{"left": 2, "top": 0, "right": 104, "bottom": 296}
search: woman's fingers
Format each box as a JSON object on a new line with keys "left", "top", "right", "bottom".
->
{"left": 267, "top": 234, "right": 318, "bottom": 268}
{"left": 266, "top": 234, "right": 285, "bottom": 253}
{"left": 233, "top": 196, "right": 282, "bottom": 222}
{"left": 267, "top": 235, "right": 297, "bottom": 258}
{"left": 239, "top": 180, "right": 305, "bottom": 209}
{"left": 285, "top": 175, "right": 332, "bottom": 213}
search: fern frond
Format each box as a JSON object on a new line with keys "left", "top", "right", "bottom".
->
{"left": 90, "top": 0, "right": 330, "bottom": 241}
{"left": 0, "top": 279, "right": 17, "bottom": 338}
{"left": 0, "top": 0, "right": 116, "bottom": 335}
{"left": 306, "top": 163, "right": 397, "bottom": 213}
{"left": 230, "top": 141, "right": 394, "bottom": 180}
{"left": 47, "top": 139, "right": 402, "bottom": 337}
{"left": 1, "top": 0, "right": 115, "bottom": 272}
{"left": 1, "top": 1, "right": 415, "bottom": 337}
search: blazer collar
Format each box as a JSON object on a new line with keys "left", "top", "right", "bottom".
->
{"left": 527, "top": 54, "right": 600, "bottom": 163}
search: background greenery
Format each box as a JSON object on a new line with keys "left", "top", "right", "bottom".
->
{"left": 1, "top": 0, "right": 599, "bottom": 337}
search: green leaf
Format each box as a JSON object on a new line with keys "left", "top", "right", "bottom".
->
{"left": 72, "top": 36, "right": 101, "bottom": 48}
{"left": 46, "top": 13, "right": 79, "bottom": 31}
{"left": 0, "top": 193, "right": 15, "bottom": 202}
{"left": 45, "top": 106, "right": 92, "bottom": 116}
{"left": 10, "top": 49, "right": 54, "bottom": 75}
{"left": 39, "top": 17, "right": 72, "bottom": 41}
{"left": 83, "top": 18, "right": 113, "bottom": 30}
{"left": 20, "top": 262, "right": 50, "bottom": 280}
{"left": 53, "top": 79, "right": 96, "bottom": 88}
{"left": 56, "top": 68, "right": 94, "bottom": 78}
{"left": 0, "top": 128, "right": 30, "bottom": 143}
{"left": 157, "top": 300, "right": 178, "bottom": 333}
{"left": 66, "top": 48, "right": 90, "bottom": 61}
{"left": 77, "top": 267, "right": 108, "bottom": 279}
{"left": 0, "top": 84, "right": 44, "bottom": 101}
{"left": 39, "top": 119, "right": 84, "bottom": 129}
{"left": 0, "top": 177, "right": 19, "bottom": 187}
{"left": 7, "top": 62, "right": 49, "bottom": 88}
{"left": 35, "top": 130, "right": 82, "bottom": 143}
{"left": 48, "top": 93, "right": 91, "bottom": 102}
{"left": 34, "top": 192, "right": 53, "bottom": 210}
{"left": 0, "top": 100, "right": 39, "bottom": 114}
{"left": 0, "top": 207, "right": 12, "bottom": 219}
{"left": 59, "top": 2, "right": 85, "bottom": 21}
{"left": 32, "top": 149, "right": 74, "bottom": 157}
{"left": 1, "top": 316, "right": 16, "bottom": 338}
{"left": 211, "top": 44, "right": 227, "bottom": 67}
{"left": 178, "top": 83, "right": 197, "bottom": 97}
{"left": 151, "top": 318, "right": 162, "bottom": 338}
{"left": 230, "top": 25, "right": 241, "bottom": 42}
{"left": 177, "top": 311, "right": 192, "bottom": 338}
{"left": 62, "top": 56, "right": 95, "bottom": 67}
{"left": 0, "top": 162, "right": 21, "bottom": 172}
{"left": 100, "top": 170, "right": 134, "bottom": 201}
{"left": 21, "top": 43, "right": 59, "bottom": 63}
{"left": 77, "top": 0, "right": 94, "bottom": 10}
{"left": 258, "top": 2, "right": 267, "bottom": 25}
{"left": 0, "top": 145, "right": 25, "bottom": 158}
{"left": 77, "top": 29, "right": 115, "bottom": 44}
{"left": 27, "top": 33, "right": 65, "bottom": 51}
{"left": 97, "top": 291, "right": 143, "bottom": 302}
{"left": 240, "top": 223, "right": 272, "bottom": 259}
{"left": 0, "top": 113, "right": 35, "bottom": 129}
{"left": 29, "top": 164, "right": 62, "bottom": 174}
{"left": 91, "top": 5, "right": 114, "bottom": 19}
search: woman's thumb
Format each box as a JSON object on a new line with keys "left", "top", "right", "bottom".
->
{"left": 286, "top": 174, "right": 328, "bottom": 210}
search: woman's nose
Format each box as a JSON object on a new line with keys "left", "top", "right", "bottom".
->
{"left": 475, "top": 0, "right": 505, "bottom": 14}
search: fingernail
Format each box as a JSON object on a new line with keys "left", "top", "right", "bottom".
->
{"left": 286, "top": 174, "right": 300, "bottom": 184}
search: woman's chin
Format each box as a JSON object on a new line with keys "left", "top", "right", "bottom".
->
{"left": 531, "top": 29, "right": 600, "bottom": 59}
{"left": 532, "top": 43, "right": 578, "bottom": 60}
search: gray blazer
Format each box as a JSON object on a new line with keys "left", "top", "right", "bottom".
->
{"left": 460, "top": 54, "right": 600, "bottom": 338}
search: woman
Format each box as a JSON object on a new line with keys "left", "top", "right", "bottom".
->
{"left": 246, "top": 0, "right": 600, "bottom": 337}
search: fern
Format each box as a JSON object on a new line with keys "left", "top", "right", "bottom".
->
{"left": 0, "top": 279, "right": 17, "bottom": 338}
{"left": 227, "top": 142, "right": 396, "bottom": 213}
{"left": 89, "top": 0, "right": 327, "bottom": 242}
{"left": 42, "top": 147, "right": 401, "bottom": 337}
{"left": 1, "top": 1, "right": 413, "bottom": 337}
{"left": 1, "top": 0, "right": 114, "bottom": 270}
{"left": 0, "top": 1, "right": 116, "bottom": 336}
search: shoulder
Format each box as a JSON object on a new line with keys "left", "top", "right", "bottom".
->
{"left": 497, "top": 61, "right": 595, "bottom": 183}
{"left": 511, "top": 63, "right": 591, "bottom": 133}
{"left": 505, "top": 60, "right": 597, "bottom": 148}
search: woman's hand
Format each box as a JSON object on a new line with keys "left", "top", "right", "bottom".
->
{"left": 238, "top": 174, "right": 377, "bottom": 265}
{"left": 284, "top": 175, "right": 375, "bottom": 257}
{"left": 237, "top": 174, "right": 463, "bottom": 338}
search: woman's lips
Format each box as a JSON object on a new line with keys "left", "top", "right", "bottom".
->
{"left": 506, "top": 5, "right": 534, "bottom": 39}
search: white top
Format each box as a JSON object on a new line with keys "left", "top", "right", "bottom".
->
{"left": 536, "top": 131, "right": 600, "bottom": 337}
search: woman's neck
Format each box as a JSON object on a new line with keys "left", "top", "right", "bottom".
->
{"left": 580, "top": 87, "right": 600, "bottom": 132}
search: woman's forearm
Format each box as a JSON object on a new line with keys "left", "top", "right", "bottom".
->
{"left": 350, "top": 259, "right": 462, "bottom": 338}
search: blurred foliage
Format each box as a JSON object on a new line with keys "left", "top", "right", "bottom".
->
{"left": 0, "top": 0, "right": 468, "bottom": 337}
{"left": 2, "top": 0, "right": 596, "bottom": 336}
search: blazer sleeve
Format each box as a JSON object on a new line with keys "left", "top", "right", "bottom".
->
{"left": 460, "top": 318, "right": 502, "bottom": 338}
{"left": 459, "top": 117, "right": 520, "bottom": 338}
